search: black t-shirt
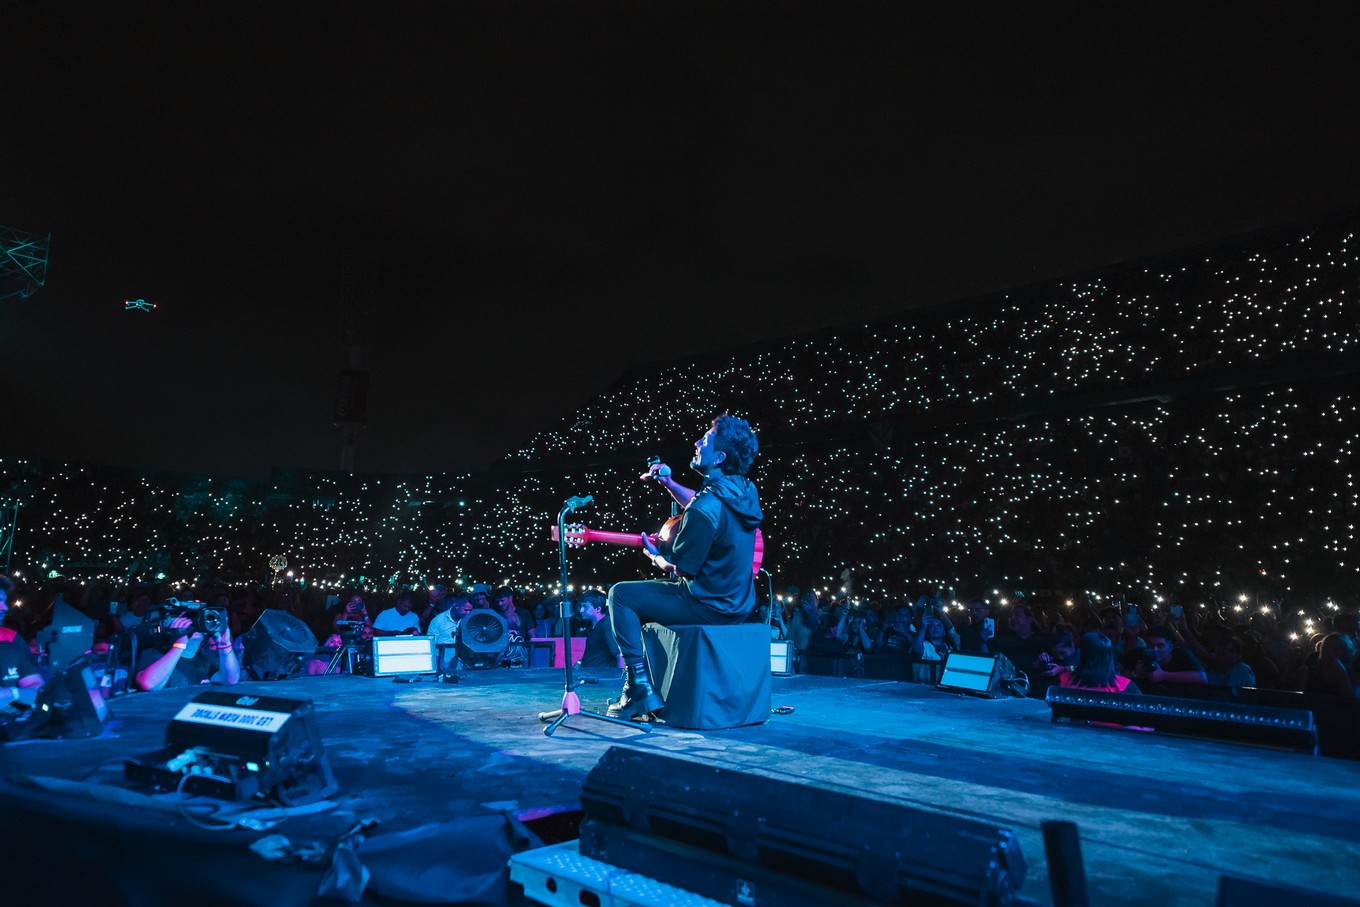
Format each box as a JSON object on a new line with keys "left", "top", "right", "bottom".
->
{"left": 0, "top": 638, "right": 39, "bottom": 687}
{"left": 1165, "top": 646, "right": 1204, "bottom": 674}
{"left": 135, "top": 640, "right": 219, "bottom": 689}
{"left": 578, "top": 620, "right": 621, "bottom": 668}
{"left": 994, "top": 632, "right": 1052, "bottom": 674}
{"left": 1141, "top": 645, "right": 1206, "bottom": 695}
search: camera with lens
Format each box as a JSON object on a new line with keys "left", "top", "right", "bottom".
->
{"left": 142, "top": 598, "right": 229, "bottom": 641}
{"left": 333, "top": 619, "right": 369, "bottom": 644}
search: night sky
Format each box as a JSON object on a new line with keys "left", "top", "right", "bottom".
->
{"left": 4, "top": 1, "right": 1359, "bottom": 476}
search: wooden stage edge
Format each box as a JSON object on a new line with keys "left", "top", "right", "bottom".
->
{"left": 3, "top": 667, "right": 1358, "bottom": 907}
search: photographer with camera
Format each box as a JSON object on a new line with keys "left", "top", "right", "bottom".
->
{"left": 133, "top": 604, "right": 239, "bottom": 691}
{"left": 1132, "top": 624, "right": 1206, "bottom": 695}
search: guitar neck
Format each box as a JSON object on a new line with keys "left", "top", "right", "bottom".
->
{"left": 583, "top": 529, "right": 648, "bottom": 548}
{"left": 552, "top": 521, "right": 764, "bottom": 575}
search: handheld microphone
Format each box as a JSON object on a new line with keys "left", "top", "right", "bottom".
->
{"left": 640, "top": 456, "right": 672, "bottom": 481}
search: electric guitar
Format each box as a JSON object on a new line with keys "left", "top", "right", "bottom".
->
{"left": 551, "top": 516, "right": 765, "bottom": 575}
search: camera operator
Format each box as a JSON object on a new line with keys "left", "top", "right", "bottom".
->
{"left": 134, "top": 616, "right": 239, "bottom": 691}
{"left": 1132, "top": 624, "right": 1206, "bottom": 695}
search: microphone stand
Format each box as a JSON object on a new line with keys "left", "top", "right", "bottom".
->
{"left": 540, "top": 497, "right": 649, "bottom": 737}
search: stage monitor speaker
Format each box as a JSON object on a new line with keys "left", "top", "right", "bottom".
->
{"left": 241, "top": 609, "right": 319, "bottom": 679}
{"left": 1046, "top": 687, "right": 1318, "bottom": 753}
{"left": 1, "top": 656, "right": 109, "bottom": 742}
{"left": 938, "top": 651, "right": 1020, "bottom": 698}
{"left": 770, "top": 640, "right": 794, "bottom": 676}
{"left": 370, "top": 635, "right": 436, "bottom": 676}
{"left": 457, "top": 610, "right": 508, "bottom": 669}
{"left": 578, "top": 746, "right": 1027, "bottom": 907}
{"left": 124, "top": 690, "right": 338, "bottom": 805}
{"left": 34, "top": 599, "right": 96, "bottom": 671}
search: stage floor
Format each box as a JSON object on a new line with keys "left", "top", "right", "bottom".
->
{"left": 3, "top": 667, "right": 1358, "bottom": 906}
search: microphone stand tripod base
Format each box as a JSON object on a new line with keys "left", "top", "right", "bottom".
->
{"left": 541, "top": 499, "right": 650, "bottom": 738}
{"left": 541, "top": 684, "right": 648, "bottom": 736}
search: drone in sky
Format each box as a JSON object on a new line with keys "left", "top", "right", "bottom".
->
{"left": 124, "top": 299, "right": 156, "bottom": 313}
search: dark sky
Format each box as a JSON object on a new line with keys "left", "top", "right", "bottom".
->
{"left": 4, "top": 1, "right": 1359, "bottom": 476}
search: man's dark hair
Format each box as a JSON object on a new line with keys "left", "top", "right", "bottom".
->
{"left": 493, "top": 586, "right": 516, "bottom": 602}
{"left": 711, "top": 413, "right": 759, "bottom": 476}
{"left": 577, "top": 589, "right": 607, "bottom": 610}
{"left": 394, "top": 590, "right": 417, "bottom": 606}
{"left": 446, "top": 594, "right": 470, "bottom": 610}
{"left": 1143, "top": 624, "right": 1176, "bottom": 643}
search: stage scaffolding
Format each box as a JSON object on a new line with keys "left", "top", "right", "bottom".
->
{"left": 0, "top": 225, "right": 50, "bottom": 302}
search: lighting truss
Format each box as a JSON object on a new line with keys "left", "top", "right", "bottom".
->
{"left": 0, "top": 225, "right": 51, "bottom": 302}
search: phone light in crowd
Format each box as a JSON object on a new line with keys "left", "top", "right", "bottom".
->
{"left": 1239, "top": 594, "right": 1248, "bottom": 602}
{"left": 1065, "top": 600, "right": 1074, "bottom": 608}
{"left": 1260, "top": 606, "right": 1272, "bottom": 615}
{"left": 1233, "top": 605, "right": 1243, "bottom": 612}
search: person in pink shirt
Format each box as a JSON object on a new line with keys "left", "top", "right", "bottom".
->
{"left": 1058, "top": 631, "right": 1142, "bottom": 694}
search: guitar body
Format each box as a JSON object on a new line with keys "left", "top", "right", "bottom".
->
{"left": 553, "top": 515, "right": 765, "bottom": 575}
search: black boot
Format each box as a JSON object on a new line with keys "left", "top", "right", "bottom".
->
{"left": 607, "top": 661, "right": 665, "bottom": 719}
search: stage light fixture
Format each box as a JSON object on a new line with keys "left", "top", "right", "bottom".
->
{"left": 456, "top": 610, "right": 509, "bottom": 669}
{"left": 124, "top": 690, "right": 338, "bottom": 805}
{"left": 1045, "top": 687, "right": 1318, "bottom": 753}
{"left": 370, "top": 635, "right": 437, "bottom": 677}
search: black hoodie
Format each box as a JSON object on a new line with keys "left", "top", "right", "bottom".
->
{"left": 669, "top": 474, "right": 763, "bottom": 616}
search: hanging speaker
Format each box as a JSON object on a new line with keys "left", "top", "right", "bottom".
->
{"left": 457, "top": 610, "right": 508, "bottom": 669}
{"left": 334, "top": 368, "right": 369, "bottom": 423}
{"left": 241, "top": 610, "right": 319, "bottom": 680}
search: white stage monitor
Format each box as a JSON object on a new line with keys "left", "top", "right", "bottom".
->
{"left": 937, "top": 651, "right": 1003, "bottom": 696}
{"left": 770, "top": 640, "right": 794, "bottom": 676}
{"left": 371, "top": 635, "right": 437, "bottom": 676}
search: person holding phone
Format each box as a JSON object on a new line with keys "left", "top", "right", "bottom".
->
{"left": 1134, "top": 624, "right": 1207, "bottom": 693}
{"left": 957, "top": 599, "right": 995, "bottom": 652}
{"left": 993, "top": 600, "right": 1051, "bottom": 682}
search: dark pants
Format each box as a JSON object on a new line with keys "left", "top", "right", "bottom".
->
{"left": 607, "top": 579, "right": 743, "bottom": 663}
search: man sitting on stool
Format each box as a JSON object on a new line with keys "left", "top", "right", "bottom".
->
{"left": 607, "top": 413, "right": 763, "bottom": 719}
